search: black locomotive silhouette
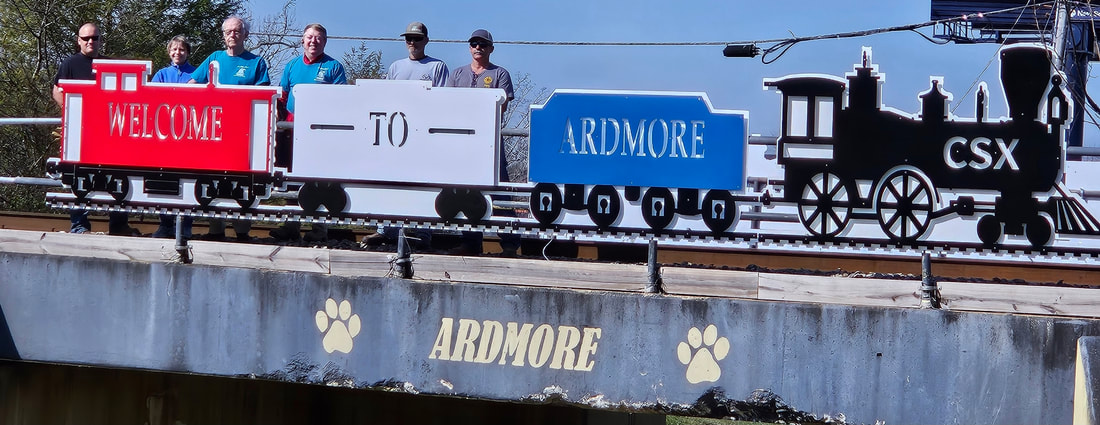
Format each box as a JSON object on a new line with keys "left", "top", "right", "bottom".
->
{"left": 765, "top": 44, "right": 1099, "bottom": 247}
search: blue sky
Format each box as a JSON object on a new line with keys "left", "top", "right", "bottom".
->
{"left": 246, "top": 0, "right": 1089, "bottom": 141}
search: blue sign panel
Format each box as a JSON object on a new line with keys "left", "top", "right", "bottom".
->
{"left": 529, "top": 90, "right": 748, "bottom": 190}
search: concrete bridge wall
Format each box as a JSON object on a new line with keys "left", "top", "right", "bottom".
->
{"left": 0, "top": 250, "right": 1097, "bottom": 424}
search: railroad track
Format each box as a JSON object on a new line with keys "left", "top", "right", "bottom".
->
{"left": 5, "top": 209, "right": 1100, "bottom": 287}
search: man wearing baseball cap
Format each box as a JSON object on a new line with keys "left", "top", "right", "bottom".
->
{"left": 447, "top": 28, "right": 520, "bottom": 257}
{"left": 371, "top": 21, "right": 449, "bottom": 250}
{"left": 386, "top": 21, "right": 449, "bottom": 87}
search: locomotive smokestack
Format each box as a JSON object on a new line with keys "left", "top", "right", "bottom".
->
{"left": 999, "top": 45, "right": 1054, "bottom": 122}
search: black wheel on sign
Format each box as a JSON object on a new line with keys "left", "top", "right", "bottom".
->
{"left": 640, "top": 187, "right": 676, "bottom": 231}
{"left": 234, "top": 181, "right": 258, "bottom": 209}
{"left": 297, "top": 182, "right": 322, "bottom": 214}
{"left": 977, "top": 214, "right": 1002, "bottom": 247}
{"left": 105, "top": 174, "right": 130, "bottom": 202}
{"left": 530, "top": 183, "right": 563, "bottom": 226}
{"left": 321, "top": 183, "right": 349, "bottom": 214}
{"left": 875, "top": 168, "right": 935, "bottom": 242}
{"left": 194, "top": 177, "right": 217, "bottom": 207}
{"left": 701, "top": 190, "right": 737, "bottom": 235}
{"left": 435, "top": 188, "right": 461, "bottom": 221}
{"left": 798, "top": 171, "right": 851, "bottom": 238}
{"left": 70, "top": 173, "right": 92, "bottom": 201}
{"left": 587, "top": 185, "right": 621, "bottom": 230}
{"left": 461, "top": 190, "right": 488, "bottom": 224}
{"left": 1025, "top": 215, "right": 1054, "bottom": 248}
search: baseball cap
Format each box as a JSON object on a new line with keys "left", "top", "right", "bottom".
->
{"left": 468, "top": 29, "right": 493, "bottom": 43}
{"left": 402, "top": 22, "right": 428, "bottom": 37}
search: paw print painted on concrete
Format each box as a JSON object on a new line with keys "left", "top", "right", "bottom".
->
{"left": 315, "top": 298, "right": 361, "bottom": 354}
{"left": 677, "top": 324, "right": 730, "bottom": 384}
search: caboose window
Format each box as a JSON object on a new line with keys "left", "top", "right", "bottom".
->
{"left": 787, "top": 96, "right": 808, "bottom": 137}
{"left": 815, "top": 97, "right": 834, "bottom": 138}
{"left": 122, "top": 73, "right": 139, "bottom": 91}
{"left": 100, "top": 72, "right": 117, "bottom": 90}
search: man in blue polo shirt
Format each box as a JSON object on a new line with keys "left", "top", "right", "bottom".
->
{"left": 189, "top": 15, "right": 270, "bottom": 241}
{"left": 270, "top": 23, "right": 348, "bottom": 242}
{"left": 189, "top": 16, "right": 270, "bottom": 86}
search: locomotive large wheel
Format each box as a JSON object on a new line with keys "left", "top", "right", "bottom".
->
{"left": 701, "top": 190, "right": 737, "bottom": 234}
{"left": 530, "top": 183, "right": 563, "bottom": 227}
{"left": 875, "top": 168, "right": 934, "bottom": 242}
{"left": 977, "top": 215, "right": 1002, "bottom": 247}
{"left": 297, "top": 182, "right": 323, "bottom": 214}
{"left": 105, "top": 174, "right": 130, "bottom": 202}
{"left": 1025, "top": 215, "right": 1053, "bottom": 248}
{"left": 194, "top": 177, "right": 217, "bottom": 207}
{"left": 460, "top": 190, "right": 488, "bottom": 224}
{"left": 798, "top": 171, "right": 851, "bottom": 238}
{"left": 434, "top": 188, "right": 461, "bottom": 221}
{"left": 640, "top": 188, "right": 676, "bottom": 231}
{"left": 587, "top": 185, "right": 621, "bottom": 230}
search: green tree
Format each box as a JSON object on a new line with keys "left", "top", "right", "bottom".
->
{"left": 0, "top": 0, "right": 242, "bottom": 211}
{"left": 341, "top": 41, "right": 385, "bottom": 82}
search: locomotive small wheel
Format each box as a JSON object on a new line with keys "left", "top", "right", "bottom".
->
{"left": 321, "top": 183, "right": 349, "bottom": 215}
{"left": 1025, "top": 215, "right": 1054, "bottom": 248}
{"left": 587, "top": 185, "right": 621, "bottom": 230}
{"left": 875, "top": 169, "right": 934, "bottom": 242}
{"left": 461, "top": 190, "right": 489, "bottom": 224}
{"left": 194, "top": 177, "right": 217, "bottom": 207}
{"left": 105, "top": 175, "right": 130, "bottom": 202}
{"left": 701, "top": 190, "right": 737, "bottom": 234}
{"left": 530, "top": 183, "right": 563, "bottom": 227}
{"left": 798, "top": 172, "right": 851, "bottom": 238}
{"left": 434, "top": 188, "right": 461, "bottom": 221}
{"left": 297, "top": 182, "right": 323, "bottom": 214}
{"left": 977, "top": 215, "right": 1003, "bottom": 247}
{"left": 640, "top": 188, "right": 676, "bottom": 231}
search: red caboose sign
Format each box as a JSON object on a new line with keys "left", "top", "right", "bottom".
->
{"left": 57, "top": 60, "right": 279, "bottom": 174}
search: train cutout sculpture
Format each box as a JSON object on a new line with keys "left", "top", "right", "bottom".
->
{"left": 46, "top": 44, "right": 1100, "bottom": 250}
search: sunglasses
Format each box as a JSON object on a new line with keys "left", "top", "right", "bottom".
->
{"left": 79, "top": 35, "right": 100, "bottom": 42}
{"left": 469, "top": 40, "right": 491, "bottom": 48}
{"left": 405, "top": 36, "right": 424, "bottom": 43}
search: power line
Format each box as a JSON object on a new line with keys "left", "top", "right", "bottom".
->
{"left": 253, "top": 0, "right": 1058, "bottom": 51}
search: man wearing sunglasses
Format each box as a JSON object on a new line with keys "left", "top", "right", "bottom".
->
{"left": 370, "top": 21, "right": 450, "bottom": 250}
{"left": 52, "top": 23, "right": 138, "bottom": 236}
{"left": 385, "top": 21, "right": 449, "bottom": 87}
{"left": 447, "top": 29, "right": 519, "bottom": 257}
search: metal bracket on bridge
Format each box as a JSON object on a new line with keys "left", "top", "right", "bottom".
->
{"left": 646, "top": 239, "right": 663, "bottom": 294}
{"left": 174, "top": 215, "right": 192, "bottom": 264}
{"left": 394, "top": 230, "right": 414, "bottom": 279}
{"left": 920, "top": 251, "right": 940, "bottom": 309}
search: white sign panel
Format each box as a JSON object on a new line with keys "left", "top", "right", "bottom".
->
{"left": 289, "top": 80, "right": 505, "bottom": 186}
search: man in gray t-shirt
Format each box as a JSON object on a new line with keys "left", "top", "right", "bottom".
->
{"left": 447, "top": 29, "right": 520, "bottom": 257}
{"left": 447, "top": 29, "right": 514, "bottom": 109}
{"left": 368, "top": 21, "right": 448, "bottom": 250}
{"left": 386, "top": 21, "right": 448, "bottom": 86}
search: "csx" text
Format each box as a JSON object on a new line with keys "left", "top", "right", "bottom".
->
{"left": 943, "top": 136, "right": 1019, "bottom": 171}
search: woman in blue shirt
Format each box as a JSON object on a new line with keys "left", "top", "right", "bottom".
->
{"left": 151, "top": 35, "right": 197, "bottom": 239}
